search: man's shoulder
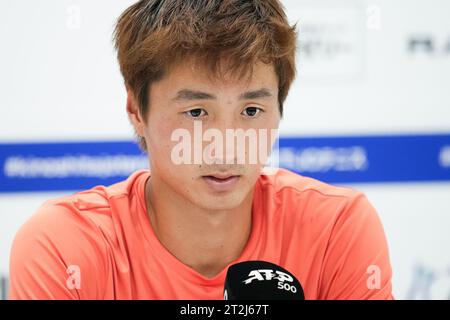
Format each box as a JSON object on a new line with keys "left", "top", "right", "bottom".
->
{"left": 15, "top": 188, "right": 115, "bottom": 256}
{"left": 259, "top": 167, "right": 362, "bottom": 201}
{"left": 34, "top": 184, "right": 118, "bottom": 232}
{"left": 15, "top": 169, "right": 150, "bottom": 251}
{"left": 257, "top": 168, "right": 374, "bottom": 227}
{"left": 32, "top": 169, "right": 149, "bottom": 228}
{"left": 8, "top": 173, "right": 142, "bottom": 300}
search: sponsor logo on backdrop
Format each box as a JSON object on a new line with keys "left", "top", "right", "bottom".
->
{"left": 278, "top": 146, "right": 368, "bottom": 173}
{"left": 440, "top": 146, "right": 450, "bottom": 168}
{"left": 408, "top": 35, "right": 450, "bottom": 56}
{"left": 290, "top": 1, "right": 365, "bottom": 81}
{"left": 4, "top": 155, "right": 148, "bottom": 179}
{"left": 406, "top": 262, "right": 450, "bottom": 300}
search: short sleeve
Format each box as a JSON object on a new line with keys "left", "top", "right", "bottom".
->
{"left": 318, "top": 193, "right": 394, "bottom": 300}
{"left": 8, "top": 201, "right": 109, "bottom": 300}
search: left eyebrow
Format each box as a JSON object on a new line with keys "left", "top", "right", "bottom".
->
{"left": 239, "top": 88, "right": 273, "bottom": 100}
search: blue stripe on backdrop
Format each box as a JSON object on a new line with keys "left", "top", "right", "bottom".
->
{"left": 278, "top": 134, "right": 450, "bottom": 184}
{"left": 0, "top": 134, "right": 449, "bottom": 193}
{"left": 0, "top": 141, "right": 148, "bottom": 193}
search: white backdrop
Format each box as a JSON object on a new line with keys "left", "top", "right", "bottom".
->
{"left": 1, "top": 0, "right": 450, "bottom": 299}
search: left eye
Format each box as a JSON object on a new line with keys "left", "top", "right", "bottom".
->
{"left": 242, "top": 106, "right": 263, "bottom": 117}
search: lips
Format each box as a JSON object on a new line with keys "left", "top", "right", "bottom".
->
{"left": 201, "top": 174, "right": 241, "bottom": 192}
{"left": 205, "top": 174, "right": 239, "bottom": 180}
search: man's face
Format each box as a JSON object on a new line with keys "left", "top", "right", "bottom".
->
{"left": 141, "top": 59, "right": 281, "bottom": 211}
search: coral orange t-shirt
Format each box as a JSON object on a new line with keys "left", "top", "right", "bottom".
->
{"left": 8, "top": 168, "right": 393, "bottom": 300}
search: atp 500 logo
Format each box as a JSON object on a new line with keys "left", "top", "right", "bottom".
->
{"left": 243, "top": 269, "right": 298, "bottom": 294}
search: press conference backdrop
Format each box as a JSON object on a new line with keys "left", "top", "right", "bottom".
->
{"left": 1, "top": 0, "right": 449, "bottom": 300}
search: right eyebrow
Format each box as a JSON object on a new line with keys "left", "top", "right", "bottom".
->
{"left": 171, "top": 89, "right": 217, "bottom": 101}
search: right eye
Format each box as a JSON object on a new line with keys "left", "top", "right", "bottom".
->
{"left": 185, "top": 108, "right": 208, "bottom": 118}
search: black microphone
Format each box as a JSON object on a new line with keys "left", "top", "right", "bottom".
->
{"left": 223, "top": 260, "right": 305, "bottom": 300}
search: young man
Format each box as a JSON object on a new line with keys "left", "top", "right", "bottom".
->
{"left": 9, "top": 0, "right": 393, "bottom": 299}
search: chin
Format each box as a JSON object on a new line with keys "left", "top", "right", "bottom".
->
{"left": 193, "top": 191, "right": 249, "bottom": 211}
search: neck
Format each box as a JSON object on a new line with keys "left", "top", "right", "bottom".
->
{"left": 145, "top": 173, "right": 254, "bottom": 278}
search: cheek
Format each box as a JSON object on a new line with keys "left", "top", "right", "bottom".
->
{"left": 146, "top": 118, "right": 179, "bottom": 160}
{"left": 146, "top": 117, "right": 197, "bottom": 174}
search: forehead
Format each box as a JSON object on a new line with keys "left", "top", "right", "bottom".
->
{"left": 159, "top": 58, "right": 279, "bottom": 92}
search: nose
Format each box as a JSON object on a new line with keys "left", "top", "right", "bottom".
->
{"left": 202, "top": 114, "right": 240, "bottom": 165}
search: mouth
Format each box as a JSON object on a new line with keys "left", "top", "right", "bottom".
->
{"left": 201, "top": 174, "right": 241, "bottom": 192}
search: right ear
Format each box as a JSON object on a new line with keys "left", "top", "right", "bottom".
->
{"left": 126, "top": 86, "right": 146, "bottom": 137}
